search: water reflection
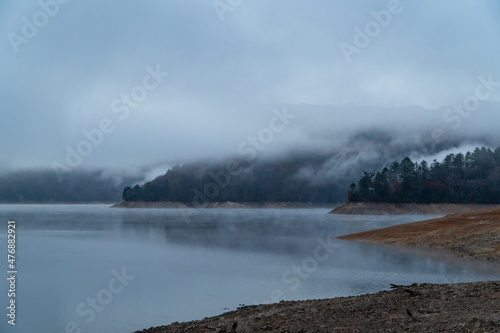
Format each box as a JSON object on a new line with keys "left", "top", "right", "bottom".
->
{"left": 116, "top": 208, "right": 500, "bottom": 277}
{"left": 0, "top": 205, "right": 498, "bottom": 333}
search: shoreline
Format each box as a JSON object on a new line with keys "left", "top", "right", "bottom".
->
{"left": 136, "top": 208, "right": 500, "bottom": 332}
{"left": 111, "top": 201, "right": 336, "bottom": 209}
{"left": 330, "top": 202, "right": 496, "bottom": 215}
{"left": 338, "top": 206, "right": 500, "bottom": 261}
{"left": 136, "top": 280, "right": 500, "bottom": 332}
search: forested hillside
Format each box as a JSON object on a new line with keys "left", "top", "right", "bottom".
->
{"left": 122, "top": 152, "right": 352, "bottom": 204}
{"left": 348, "top": 147, "right": 500, "bottom": 204}
{"left": 121, "top": 145, "right": 500, "bottom": 206}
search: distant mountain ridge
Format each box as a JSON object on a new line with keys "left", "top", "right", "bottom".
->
{"left": 0, "top": 170, "right": 141, "bottom": 203}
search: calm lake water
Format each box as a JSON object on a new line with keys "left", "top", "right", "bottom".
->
{"left": 0, "top": 205, "right": 499, "bottom": 333}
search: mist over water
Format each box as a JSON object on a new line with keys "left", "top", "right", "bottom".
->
{"left": 1, "top": 205, "right": 498, "bottom": 333}
{"left": 2, "top": 2, "right": 500, "bottom": 332}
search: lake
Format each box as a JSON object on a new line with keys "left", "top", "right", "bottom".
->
{"left": 0, "top": 205, "right": 498, "bottom": 333}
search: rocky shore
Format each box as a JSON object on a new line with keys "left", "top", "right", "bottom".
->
{"left": 330, "top": 202, "right": 494, "bottom": 215}
{"left": 136, "top": 281, "right": 500, "bottom": 333}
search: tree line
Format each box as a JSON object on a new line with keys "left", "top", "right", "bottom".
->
{"left": 122, "top": 154, "right": 348, "bottom": 204}
{"left": 348, "top": 146, "right": 500, "bottom": 204}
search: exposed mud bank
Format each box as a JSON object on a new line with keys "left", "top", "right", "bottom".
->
{"left": 330, "top": 202, "right": 494, "bottom": 215}
{"left": 339, "top": 206, "right": 500, "bottom": 261}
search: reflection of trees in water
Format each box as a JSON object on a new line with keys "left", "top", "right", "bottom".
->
{"left": 118, "top": 210, "right": 334, "bottom": 255}
{"left": 117, "top": 210, "right": 500, "bottom": 281}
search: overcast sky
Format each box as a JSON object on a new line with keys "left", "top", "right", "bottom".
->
{"left": 1, "top": 0, "right": 500, "bottom": 172}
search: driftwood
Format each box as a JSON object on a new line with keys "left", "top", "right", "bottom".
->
{"left": 403, "top": 288, "right": 422, "bottom": 297}
{"left": 390, "top": 283, "right": 411, "bottom": 289}
{"left": 390, "top": 284, "right": 422, "bottom": 297}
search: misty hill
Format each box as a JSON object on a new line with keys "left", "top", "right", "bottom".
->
{"left": 0, "top": 170, "right": 141, "bottom": 203}
{"left": 121, "top": 126, "right": 500, "bottom": 206}
{"left": 348, "top": 146, "right": 500, "bottom": 204}
{"left": 5, "top": 101, "right": 496, "bottom": 205}
{"left": 122, "top": 152, "right": 345, "bottom": 204}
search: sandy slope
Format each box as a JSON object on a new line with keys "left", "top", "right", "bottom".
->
{"left": 338, "top": 206, "right": 500, "bottom": 260}
{"left": 330, "top": 202, "right": 495, "bottom": 215}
